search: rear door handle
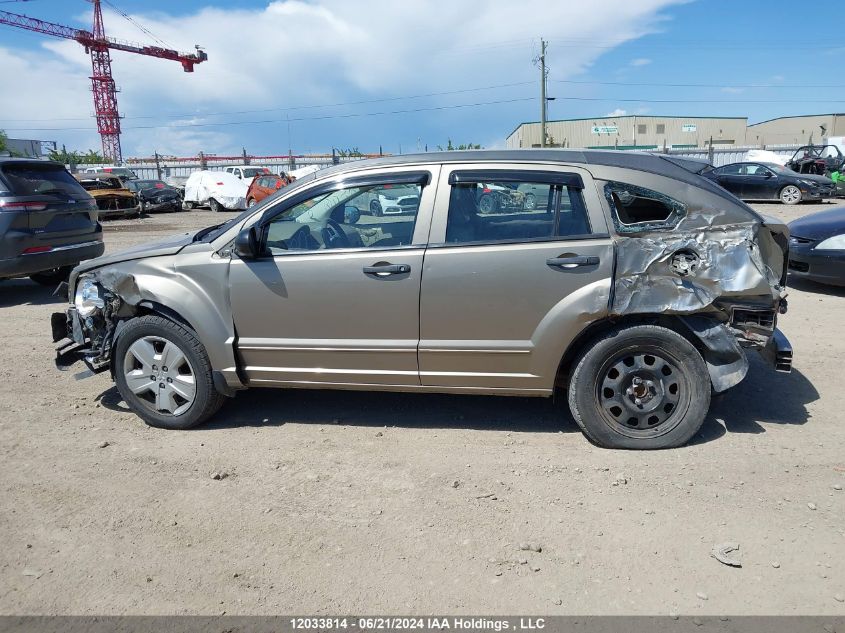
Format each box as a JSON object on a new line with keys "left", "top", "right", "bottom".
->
{"left": 363, "top": 263, "right": 411, "bottom": 276}
{"left": 546, "top": 255, "right": 600, "bottom": 269}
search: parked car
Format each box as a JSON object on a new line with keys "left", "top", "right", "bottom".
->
{"left": 368, "top": 184, "right": 421, "bottom": 216}
{"left": 704, "top": 161, "right": 835, "bottom": 204}
{"left": 52, "top": 150, "right": 791, "bottom": 449}
{"left": 182, "top": 171, "right": 249, "bottom": 212}
{"left": 73, "top": 174, "right": 141, "bottom": 218}
{"left": 787, "top": 206, "right": 845, "bottom": 286}
{"left": 124, "top": 179, "right": 181, "bottom": 213}
{"left": 82, "top": 166, "right": 138, "bottom": 180}
{"left": 0, "top": 158, "right": 104, "bottom": 285}
{"left": 246, "top": 174, "right": 285, "bottom": 207}
{"left": 223, "top": 165, "right": 270, "bottom": 181}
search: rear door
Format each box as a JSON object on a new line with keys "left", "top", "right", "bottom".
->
{"left": 418, "top": 164, "right": 613, "bottom": 393}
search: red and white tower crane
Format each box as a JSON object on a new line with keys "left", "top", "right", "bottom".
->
{"left": 0, "top": 0, "right": 208, "bottom": 163}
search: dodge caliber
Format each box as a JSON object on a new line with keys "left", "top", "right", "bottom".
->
{"left": 51, "top": 151, "right": 792, "bottom": 449}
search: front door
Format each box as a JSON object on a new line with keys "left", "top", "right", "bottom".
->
{"left": 418, "top": 165, "right": 614, "bottom": 393}
{"left": 741, "top": 163, "right": 778, "bottom": 200}
{"left": 229, "top": 167, "right": 438, "bottom": 387}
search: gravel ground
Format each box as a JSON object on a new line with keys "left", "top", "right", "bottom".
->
{"left": 0, "top": 202, "right": 843, "bottom": 616}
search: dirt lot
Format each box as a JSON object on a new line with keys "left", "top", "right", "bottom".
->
{"left": 0, "top": 202, "right": 843, "bottom": 616}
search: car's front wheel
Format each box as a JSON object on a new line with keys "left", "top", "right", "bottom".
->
{"left": 780, "top": 185, "right": 802, "bottom": 205}
{"left": 113, "top": 315, "right": 225, "bottom": 430}
{"left": 247, "top": 197, "right": 257, "bottom": 208}
{"left": 567, "top": 324, "right": 711, "bottom": 449}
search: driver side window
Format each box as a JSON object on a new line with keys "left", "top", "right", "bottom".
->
{"left": 263, "top": 181, "right": 423, "bottom": 255}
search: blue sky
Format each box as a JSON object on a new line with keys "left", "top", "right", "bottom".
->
{"left": 1, "top": 0, "right": 842, "bottom": 158}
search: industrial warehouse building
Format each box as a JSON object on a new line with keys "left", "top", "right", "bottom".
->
{"left": 746, "top": 114, "right": 845, "bottom": 146}
{"left": 506, "top": 115, "right": 749, "bottom": 150}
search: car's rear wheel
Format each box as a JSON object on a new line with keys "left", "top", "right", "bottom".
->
{"left": 29, "top": 265, "right": 73, "bottom": 286}
{"left": 370, "top": 200, "right": 383, "bottom": 216}
{"left": 209, "top": 198, "right": 223, "bottom": 213}
{"left": 184, "top": 201, "right": 196, "bottom": 210}
{"left": 780, "top": 185, "right": 802, "bottom": 205}
{"left": 523, "top": 193, "right": 537, "bottom": 210}
{"left": 113, "top": 315, "right": 225, "bottom": 430}
{"left": 567, "top": 325, "right": 711, "bottom": 449}
{"left": 478, "top": 193, "right": 498, "bottom": 214}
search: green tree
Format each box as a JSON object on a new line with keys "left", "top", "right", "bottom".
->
{"left": 47, "top": 146, "right": 105, "bottom": 165}
{"left": 436, "top": 138, "right": 482, "bottom": 151}
{"left": 0, "top": 129, "right": 8, "bottom": 153}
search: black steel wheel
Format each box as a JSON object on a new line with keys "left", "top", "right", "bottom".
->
{"left": 568, "top": 324, "right": 711, "bottom": 449}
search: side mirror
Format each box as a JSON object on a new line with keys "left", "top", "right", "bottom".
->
{"left": 344, "top": 205, "right": 361, "bottom": 224}
{"left": 234, "top": 226, "right": 262, "bottom": 259}
{"left": 764, "top": 171, "right": 774, "bottom": 178}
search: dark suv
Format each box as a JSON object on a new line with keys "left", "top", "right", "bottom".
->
{"left": 0, "top": 158, "right": 104, "bottom": 285}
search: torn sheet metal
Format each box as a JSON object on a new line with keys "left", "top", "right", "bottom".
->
{"left": 611, "top": 222, "right": 783, "bottom": 316}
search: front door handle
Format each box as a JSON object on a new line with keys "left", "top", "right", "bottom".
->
{"left": 363, "top": 263, "right": 411, "bottom": 276}
{"left": 546, "top": 255, "right": 600, "bottom": 269}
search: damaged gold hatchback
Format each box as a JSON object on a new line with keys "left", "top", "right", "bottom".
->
{"left": 51, "top": 150, "right": 791, "bottom": 449}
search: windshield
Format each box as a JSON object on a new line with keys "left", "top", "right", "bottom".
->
{"left": 242, "top": 168, "right": 267, "bottom": 178}
{"left": 78, "top": 178, "right": 122, "bottom": 191}
{"left": 135, "top": 180, "right": 167, "bottom": 189}
{"left": 0, "top": 164, "right": 89, "bottom": 197}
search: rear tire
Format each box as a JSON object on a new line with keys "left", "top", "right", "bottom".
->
{"left": 29, "top": 265, "right": 73, "bottom": 286}
{"left": 209, "top": 198, "right": 223, "bottom": 213}
{"left": 113, "top": 315, "right": 225, "bottom": 430}
{"left": 567, "top": 325, "right": 711, "bottom": 449}
{"left": 247, "top": 198, "right": 257, "bottom": 208}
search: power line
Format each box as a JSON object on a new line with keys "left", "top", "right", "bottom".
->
{"left": 2, "top": 96, "right": 536, "bottom": 132}
{"left": 551, "top": 78, "right": 845, "bottom": 89}
{"left": 103, "top": 0, "right": 170, "bottom": 49}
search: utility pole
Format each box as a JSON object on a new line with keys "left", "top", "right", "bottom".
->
{"left": 154, "top": 151, "right": 161, "bottom": 180}
{"left": 539, "top": 38, "right": 547, "bottom": 148}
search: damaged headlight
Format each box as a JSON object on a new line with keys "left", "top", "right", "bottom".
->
{"left": 74, "top": 278, "right": 105, "bottom": 317}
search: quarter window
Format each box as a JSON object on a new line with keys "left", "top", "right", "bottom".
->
{"left": 604, "top": 182, "right": 686, "bottom": 232}
{"left": 263, "top": 182, "right": 422, "bottom": 254}
{"left": 445, "top": 178, "right": 591, "bottom": 245}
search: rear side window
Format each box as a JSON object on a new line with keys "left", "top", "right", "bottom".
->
{"left": 0, "top": 164, "right": 88, "bottom": 197}
{"left": 445, "top": 176, "right": 591, "bottom": 245}
{"left": 603, "top": 181, "right": 686, "bottom": 232}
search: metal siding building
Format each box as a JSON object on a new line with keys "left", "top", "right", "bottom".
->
{"left": 506, "top": 116, "right": 748, "bottom": 150}
{"left": 747, "top": 114, "right": 845, "bottom": 146}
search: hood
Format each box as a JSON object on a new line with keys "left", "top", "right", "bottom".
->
{"left": 74, "top": 231, "right": 194, "bottom": 276}
{"left": 792, "top": 173, "right": 834, "bottom": 185}
{"left": 788, "top": 206, "right": 845, "bottom": 240}
{"left": 139, "top": 186, "right": 179, "bottom": 198}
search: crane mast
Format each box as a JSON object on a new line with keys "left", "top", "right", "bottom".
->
{"left": 0, "top": 0, "right": 208, "bottom": 163}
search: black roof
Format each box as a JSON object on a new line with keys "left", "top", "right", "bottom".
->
{"left": 0, "top": 157, "right": 62, "bottom": 166}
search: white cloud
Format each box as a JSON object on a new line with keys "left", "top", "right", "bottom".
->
{"left": 721, "top": 86, "right": 744, "bottom": 94}
{"left": 629, "top": 57, "right": 652, "bottom": 67}
{"left": 604, "top": 108, "right": 628, "bottom": 117}
{"left": 1, "top": 0, "right": 685, "bottom": 156}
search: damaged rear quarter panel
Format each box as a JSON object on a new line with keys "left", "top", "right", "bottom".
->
{"left": 85, "top": 245, "right": 241, "bottom": 385}
{"left": 587, "top": 166, "right": 787, "bottom": 316}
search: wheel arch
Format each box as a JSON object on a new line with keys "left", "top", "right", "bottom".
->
{"left": 554, "top": 313, "right": 746, "bottom": 394}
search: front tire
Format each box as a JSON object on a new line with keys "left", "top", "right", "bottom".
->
{"left": 567, "top": 325, "right": 711, "bottom": 449}
{"left": 247, "top": 197, "right": 257, "bottom": 208}
{"left": 780, "top": 185, "right": 802, "bottom": 205}
{"left": 113, "top": 315, "right": 225, "bottom": 430}
{"left": 477, "top": 193, "right": 498, "bottom": 214}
